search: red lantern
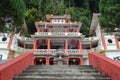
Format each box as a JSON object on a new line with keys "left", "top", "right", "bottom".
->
{"left": 41, "top": 39, "right": 46, "bottom": 44}
{"left": 71, "top": 40, "right": 76, "bottom": 44}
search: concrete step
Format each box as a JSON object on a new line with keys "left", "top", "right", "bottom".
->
{"left": 28, "top": 65, "right": 93, "bottom": 68}
{"left": 14, "top": 76, "right": 111, "bottom": 80}
{"left": 28, "top": 66, "right": 94, "bottom": 69}
{"left": 24, "top": 69, "right": 98, "bottom": 72}
{"left": 18, "top": 72, "right": 103, "bottom": 76}
{"left": 14, "top": 65, "right": 111, "bottom": 80}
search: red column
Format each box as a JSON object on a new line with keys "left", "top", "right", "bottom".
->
{"left": 8, "top": 32, "right": 14, "bottom": 48}
{"left": 65, "top": 39, "right": 68, "bottom": 54}
{"left": 78, "top": 39, "right": 82, "bottom": 54}
{"left": 24, "top": 43, "right": 26, "bottom": 48}
{"left": 37, "top": 27, "right": 40, "bottom": 32}
{"left": 67, "top": 58, "right": 69, "bottom": 65}
{"left": 33, "top": 38, "right": 37, "bottom": 54}
{"left": 47, "top": 39, "right": 51, "bottom": 54}
{"left": 64, "top": 28, "right": 67, "bottom": 32}
{"left": 76, "top": 28, "right": 79, "bottom": 32}
{"left": 101, "top": 34, "right": 107, "bottom": 50}
{"left": 79, "top": 58, "right": 83, "bottom": 65}
{"left": 114, "top": 33, "right": 119, "bottom": 49}
{"left": 90, "top": 41, "right": 92, "bottom": 50}
{"left": 78, "top": 39, "right": 83, "bottom": 65}
{"left": 46, "top": 57, "right": 50, "bottom": 65}
{"left": 50, "top": 28, "right": 52, "bottom": 32}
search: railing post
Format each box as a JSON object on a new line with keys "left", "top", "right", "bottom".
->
{"left": 33, "top": 38, "right": 37, "bottom": 54}
{"left": 47, "top": 39, "right": 51, "bottom": 54}
{"left": 65, "top": 39, "right": 68, "bottom": 54}
{"left": 114, "top": 33, "right": 119, "bottom": 49}
{"left": 24, "top": 43, "right": 26, "bottom": 48}
{"left": 78, "top": 39, "right": 82, "bottom": 54}
{"left": 46, "top": 57, "right": 50, "bottom": 65}
{"left": 101, "top": 34, "right": 107, "bottom": 50}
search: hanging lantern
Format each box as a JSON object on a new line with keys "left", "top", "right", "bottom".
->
{"left": 41, "top": 39, "right": 46, "bottom": 44}
{"left": 69, "top": 28, "right": 73, "bottom": 32}
{"left": 71, "top": 40, "right": 76, "bottom": 44}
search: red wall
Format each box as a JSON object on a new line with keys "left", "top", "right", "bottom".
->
{"left": 89, "top": 52, "right": 120, "bottom": 80}
{"left": 0, "top": 52, "right": 33, "bottom": 80}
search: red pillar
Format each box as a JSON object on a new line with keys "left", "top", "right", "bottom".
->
{"left": 67, "top": 58, "right": 69, "bottom": 65}
{"left": 46, "top": 57, "right": 50, "bottom": 65}
{"left": 8, "top": 32, "right": 14, "bottom": 48}
{"left": 78, "top": 39, "right": 83, "bottom": 65}
{"left": 65, "top": 39, "right": 68, "bottom": 54}
{"left": 33, "top": 38, "right": 37, "bottom": 54}
{"left": 76, "top": 28, "right": 79, "bottom": 32}
{"left": 78, "top": 39, "right": 82, "bottom": 54}
{"left": 50, "top": 28, "right": 52, "bottom": 32}
{"left": 114, "top": 33, "right": 119, "bottom": 49}
{"left": 90, "top": 41, "right": 92, "bottom": 50}
{"left": 47, "top": 39, "right": 51, "bottom": 54}
{"left": 37, "top": 27, "right": 40, "bottom": 32}
{"left": 79, "top": 58, "right": 83, "bottom": 65}
{"left": 101, "top": 34, "right": 107, "bottom": 50}
{"left": 64, "top": 28, "right": 67, "bottom": 32}
{"left": 24, "top": 43, "right": 26, "bottom": 48}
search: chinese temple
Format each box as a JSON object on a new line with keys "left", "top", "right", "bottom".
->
{"left": 18, "top": 14, "right": 99, "bottom": 65}
{"left": 0, "top": 14, "right": 120, "bottom": 80}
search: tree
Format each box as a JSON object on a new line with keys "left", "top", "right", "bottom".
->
{"left": 89, "top": 0, "right": 100, "bottom": 13}
{"left": 66, "top": 7, "right": 91, "bottom": 36}
{"left": 0, "top": 0, "right": 26, "bottom": 33}
{"left": 99, "top": 0, "right": 120, "bottom": 32}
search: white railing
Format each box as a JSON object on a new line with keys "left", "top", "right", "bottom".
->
{"left": 35, "top": 49, "right": 89, "bottom": 54}
{"left": 36, "top": 49, "right": 47, "bottom": 54}
{"left": 68, "top": 49, "right": 80, "bottom": 54}
{"left": 35, "top": 32, "right": 82, "bottom": 36}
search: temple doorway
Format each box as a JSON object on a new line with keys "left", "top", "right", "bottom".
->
{"left": 49, "top": 58, "right": 54, "bottom": 65}
{"left": 35, "top": 58, "right": 46, "bottom": 65}
{"left": 69, "top": 58, "right": 80, "bottom": 65}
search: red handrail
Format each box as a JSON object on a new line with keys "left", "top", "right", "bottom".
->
{"left": 0, "top": 52, "right": 33, "bottom": 80}
{"left": 89, "top": 52, "right": 120, "bottom": 80}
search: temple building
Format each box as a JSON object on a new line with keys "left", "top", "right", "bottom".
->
{"left": 18, "top": 14, "right": 98, "bottom": 65}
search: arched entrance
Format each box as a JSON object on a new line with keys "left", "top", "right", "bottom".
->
{"left": 69, "top": 58, "right": 80, "bottom": 65}
{"left": 35, "top": 58, "right": 46, "bottom": 65}
{"left": 49, "top": 58, "right": 54, "bottom": 65}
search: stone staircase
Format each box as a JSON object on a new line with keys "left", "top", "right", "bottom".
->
{"left": 14, "top": 65, "right": 111, "bottom": 80}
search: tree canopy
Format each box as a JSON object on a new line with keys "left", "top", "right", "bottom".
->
{"left": 0, "top": 0, "right": 25, "bottom": 32}
{"left": 0, "top": 0, "right": 119, "bottom": 35}
{"left": 99, "top": 0, "right": 120, "bottom": 32}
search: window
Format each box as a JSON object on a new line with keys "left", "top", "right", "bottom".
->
{"left": 0, "top": 54, "right": 2, "bottom": 60}
{"left": 107, "top": 39, "right": 112, "bottom": 43}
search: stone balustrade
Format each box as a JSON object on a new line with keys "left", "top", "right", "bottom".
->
{"left": 35, "top": 49, "right": 89, "bottom": 55}
{"left": 35, "top": 32, "right": 82, "bottom": 36}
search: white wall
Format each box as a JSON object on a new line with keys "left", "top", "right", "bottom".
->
{"left": 105, "top": 50, "right": 120, "bottom": 59}
{"left": 83, "top": 58, "right": 89, "bottom": 65}
{"left": 0, "top": 49, "right": 9, "bottom": 60}
{"left": 104, "top": 35, "right": 117, "bottom": 50}
{"left": 0, "top": 34, "right": 10, "bottom": 48}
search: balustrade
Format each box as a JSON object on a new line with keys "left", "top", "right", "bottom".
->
{"left": 35, "top": 32, "right": 82, "bottom": 36}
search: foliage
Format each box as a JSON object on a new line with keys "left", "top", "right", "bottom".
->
{"left": 24, "top": 0, "right": 91, "bottom": 35}
{"left": 1, "top": 0, "right": 119, "bottom": 36}
{"left": 99, "top": 0, "right": 120, "bottom": 32}
{"left": 66, "top": 7, "right": 91, "bottom": 35}
{"left": 0, "top": 0, "right": 26, "bottom": 32}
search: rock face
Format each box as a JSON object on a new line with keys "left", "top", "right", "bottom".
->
{"left": 14, "top": 65, "right": 111, "bottom": 80}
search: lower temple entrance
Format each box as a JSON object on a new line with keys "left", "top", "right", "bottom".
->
{"left": 34, "top": 57, "right": 81, "bottom": 65}
{"left": 69, "top": 58, "right": 80, "bottom": 65}
{"left": 35, "top": 58, "right": 46, "bottom": 65}
{"left": 49, "top": 58, "right": 54, "bottom": 65}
